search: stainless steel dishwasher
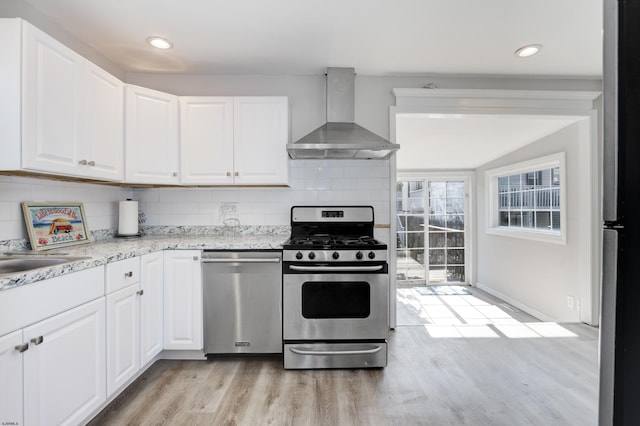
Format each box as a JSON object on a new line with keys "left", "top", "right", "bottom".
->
{"left": 202, "top": 250, "right": 282, "bottom": 354}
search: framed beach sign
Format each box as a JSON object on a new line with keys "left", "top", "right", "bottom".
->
{"left": 22, "top": 202, "right": 91, "bottom": 250}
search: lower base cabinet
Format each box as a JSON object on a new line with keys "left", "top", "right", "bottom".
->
{"left": 0, "top": 330, "right": 24, "bottom": 425}
{"left": 23, "top": 298, "right": 106, "bottom": 425}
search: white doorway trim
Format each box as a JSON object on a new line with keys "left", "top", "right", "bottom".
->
{"left": 389, "top": 88, "right": 601, "bottom": 326}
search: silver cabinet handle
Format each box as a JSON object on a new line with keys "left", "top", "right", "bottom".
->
{"left": 87, "top": 160, "right": 95, "bottom": 166}
{"left": 125, "top": 271, "right": 133, "bottom": 278}
{"left": 171, "top": 172, "right": 178, "bottom": 177}
{"left": 30, "top": 336, "right": 44, "bottom": 345}
{"left": 137, "top": 289, "right": 144, "bottom": 296}
{"left": 15, "top": 343, "right": 29, "bottom": 353}
{"left": 234, "top": 171, "right": 239, "bottom": 176}
{"left": 289, "top": 265, "right": 383, "bottom": 272}
{"left": 289, "top": 346, "right": 382, "bottom": 356}
{"left": 78, "top": 159, "right": 87, "bottom": 165}
{"left": 193, "top": 256, "right": 199, "bottom": 261}
{"left": 226, "top": 172, "right": 231, "bottom": 177}
{"left": 201, "top": 258, "right": 281, "bottom": 264}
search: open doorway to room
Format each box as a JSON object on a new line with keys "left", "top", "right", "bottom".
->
{"left": 396, "top": 175, "right": 471, "bottom": 288}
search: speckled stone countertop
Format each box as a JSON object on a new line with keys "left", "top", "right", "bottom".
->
{"left": 0, "top": 228, "right": 289, "bottom": 291}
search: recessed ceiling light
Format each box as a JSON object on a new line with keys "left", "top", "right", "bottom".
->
{"left": 146, "top": 36, "right": 173, "bottom": 50}
{"left": 515, "top": 44, "right": 542, "bottom": 58}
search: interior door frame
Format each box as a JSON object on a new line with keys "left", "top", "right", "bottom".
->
{"left": 396, "top": 172, "right": 475, "bottom": 287}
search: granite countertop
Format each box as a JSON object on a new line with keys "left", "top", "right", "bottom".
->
{"left": 0, "top": 232, "right": 288, "bottom": 292}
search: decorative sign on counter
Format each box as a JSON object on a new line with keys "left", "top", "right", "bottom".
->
{"left": 22, "top": 202, "right": 91, "bottom": 250}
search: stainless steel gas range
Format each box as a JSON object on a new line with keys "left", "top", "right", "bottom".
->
{"left": 282, "top": 206, "right": 389, "bottom": 369}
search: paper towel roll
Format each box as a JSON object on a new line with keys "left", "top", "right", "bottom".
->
{"left": 118, "top": 200, "right": 139, "bottom": 236}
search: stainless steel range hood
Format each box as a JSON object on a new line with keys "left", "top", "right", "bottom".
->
{"left": 287, "top": 67, "right": 400, "bottom": 160}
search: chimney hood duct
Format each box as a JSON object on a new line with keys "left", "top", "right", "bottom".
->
{"left": 287, "top": 67, "right": 400, "bottom": 160}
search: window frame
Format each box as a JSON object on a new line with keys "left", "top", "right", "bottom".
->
{"left": 485, "top": 152, "right": 567, "bottom": 245}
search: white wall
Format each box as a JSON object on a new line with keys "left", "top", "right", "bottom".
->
{"left": 475, "top": 122, "right": 592, "bottom": 322}
{"left": 0, "top": 175, "right": 132, "bottom": 241}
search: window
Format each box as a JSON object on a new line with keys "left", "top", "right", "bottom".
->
{"left": 486, "top": 153, "right": 566, "bottom": 244}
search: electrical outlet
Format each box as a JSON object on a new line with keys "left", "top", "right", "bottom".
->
{"left": 567, "top": 296, "right": 575, "bottom": 309}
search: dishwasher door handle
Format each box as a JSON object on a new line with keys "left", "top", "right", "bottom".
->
{"left": 201, "top": 258, "right": 281, "bottom": 264}
{"left": 289, "top": 346, "right": 383, "bottom": 356}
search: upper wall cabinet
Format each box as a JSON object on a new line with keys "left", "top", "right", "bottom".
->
{"left": 180, "top": 96, "right": 289, "bottom": 185}
{"left": 125, "top": 85, "right": 180, "bottom": 185}
{"left": 0, "top": 19, "right": 125, "bottom": 180}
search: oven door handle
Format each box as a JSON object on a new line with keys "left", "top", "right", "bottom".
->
{"left": 289, "top": 265, "right": 383, "bottom": 272}
{"left": 202, "top": 258, "right": 281, "bottom": 264}
{"left": 289, "top": 346, "right": 383, "bottom": 356}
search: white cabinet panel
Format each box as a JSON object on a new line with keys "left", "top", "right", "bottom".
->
{"left": 0, "top": 330, "right": 24, "bottom": 425}
{"left": 233, "top": 96, "right": 289, "bottom": 185}
{"left": 82, "top": 62, "right": 124, "bottom": 180}
{"left": 163, "top": 250, "right": 203, "bottom": 350}
{"left": 180, "top": 97, "right": 234, "bottom": 184}
{"left": 125, "top": 85, "right": 179, "bottom": 184}
{"left": 106, "top": 284, "right": 140, "bottom": 396}
{"left": 23, "top": 298, "right": 106, "bottom": 426}
{"left": 22, "top": 21, "right": 82, "bottom": 175}
{"left": 140, "top": 251, "right": 164, "bottom": 365}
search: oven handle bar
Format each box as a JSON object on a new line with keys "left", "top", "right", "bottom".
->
{"left": 202, "top": 258, "right": 281, "bottom": 264}
{"left": 289, "top": 265, "right": 383, "bottom": 272}
{"left": 289, "top": 346, "right": 383, "bottom": 356}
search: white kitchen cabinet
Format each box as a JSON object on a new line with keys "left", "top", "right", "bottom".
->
{"left": 163, "top": 250, "right": 203, "bottom": 350}
{"left": 106, "top": 283, "right": 141, "bottom": 396}
{"left": 179, "top": 96, "right": 289, "bottom": 185}
{"left": 180, "top": 97, "right": 234, "bottom": 185}
{"left": 23, "top": 298, "right": 106, "bottom": 426}
{"left": 20, "top": 20, "right": 124, "bottom": 180}
{"left": 0, "top": 330, "right": 24, "bottom": 425}
{"left": 140, "top": 251, "right": 164, "bottom": 365}
{"left": 125, "top": 84, "right": 180, "bottom": 184}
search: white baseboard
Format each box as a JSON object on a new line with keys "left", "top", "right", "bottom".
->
{"left": 475, "top": 282, "right": 557, "bottom": 323}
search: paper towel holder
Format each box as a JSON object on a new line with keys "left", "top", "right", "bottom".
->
{"left": 116, "top": 198, "right": 142, "bottom": 238}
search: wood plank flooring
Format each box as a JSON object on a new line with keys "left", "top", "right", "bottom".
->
{"left": 89, "top": 287, "right": 599, "bottom": 426}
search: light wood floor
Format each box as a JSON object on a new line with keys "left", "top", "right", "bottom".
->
{"left": 89, "top": 287, "right": 599, "bottom": 426}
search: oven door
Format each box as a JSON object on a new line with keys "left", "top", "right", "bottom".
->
{"left": 283, "top": 269, "right": 389, "bottom": 341}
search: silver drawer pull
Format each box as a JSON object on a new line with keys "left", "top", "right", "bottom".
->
{"left": 289, "top": 346, "right": 382, "bottom": 356}
{"left": 137, "top": 290, "right": 144, "bottom": 296}
{"left": 289, "top": 265, "right": 383, "bottom": 272}
{"left": 30, "top": 336, "right": 44, "bottom": 345}
{"left": 15, "top": 343, "right": 29, "bottom": 353}
{"left": 125, "top": 271, "right": 133, "bottom": 278}
{"left": 78, "top": 159, "right": 87, "bottom": 165}
{"left": 87, "top": 160, "right": 95, "bottom": 166}
{"left": 202, "top": 258, "right": 281, "bottom": 264}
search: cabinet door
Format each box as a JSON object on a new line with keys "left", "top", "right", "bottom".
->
{"left": 233, "top": 97, "right": 289, "bottom": 185}
{"left": 0, "top": 330, "right": 24, "bottom": 425}
{"left": 125, "top": 85, "right": 179, "bottom": 184}
{"left": 140, "top": 251, "right": 164, "bottom": 365}
{"left": 82, "top": 62, "right": 124, "bottom": 180}
{"left": 163, "top": 250, "right": 203, "bottom": 350}
{"left": 22, "top": 22, "right": 83, "bottom": 175}
{"left": 23, "top": 298, "right": 106, "bottom": 426}
{"left": 179, "top": 97, "right": 234, "bottom": 185}
{"left": 106, "top": 284, "right": 140, "bottom": 397}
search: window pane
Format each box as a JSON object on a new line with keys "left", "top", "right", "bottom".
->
{"left": 499, "top": 212, "right": 509, "bottom": 226}
{"left": 538, "top": 169, "right": 551, "bottom": 189}
{"left": 552, "top": 211, "right": 560, "bottom": 230}
{"left": 551, "top": 188, "right": 560, "bottom": 209}
{"left": 446, "top": 232, "right": 464, "bottom": 248}
{"left": 508, "top": 174, "right": 521, "bottom": 191}
{"left": 447, "top": 215, "right": 464, "bottom": 230}
{"left": 447, "top": 266, "right": 465, "bottom": 283}
{"left": 429, "top": 249, "right": 445, "bottom": 265}
{"left": 522, "top": 211, "right": 535, "bottom": 228}
{"left": 522, "top": 191, "right": 534, "bottom": 208}
{"left": 510, "top": 192, "right": 521, "bottom": 208}
{"left": 406, "top": 232, "right": 424, "bottom": 249}
{"left": 447, "top": 249, "right": 464, "bottom": 265}
{"left": 429, "top": 232, "right": 445, "bottom": 248}
{"left": 429, "top": 215, "right": 446, "bottom": 229}
{"left": 523, "top": 172, "right": 536, "bottom": 190}
{"left": 498, "top": 177, "right": 509, "bottom": 193}
{"left": 429, "top": 197, "right": 446, "bottom": 214}
{"left": 499, "top": 193, "right": 509, "bottom": 209}
{"left": 552, "top": 167, "right": 560, "bottom": 186}
{"left": 509, "top": 212, "right": 522, "bottom": 227}
{"left": 536, "top": 190, "right": 550, "bottom": 208}
{"left": 429, "top": 265, "right": 447, "bottom": 283}
{"left": 446, "top": 181, "right": 465, "bottom": 198}
{"left": 429, "top": 182, "right": 446, "bottom": 198}
{"left": 406, "top": 215, "right": 424, "bottom": 232}
{"left": 535, "top": 211, "right": 551, "bottom": 230}
{"left": 446, "top": 198, "right": 464, "bottom": 214}
{"left": 406, "top": 198, "right": 425, "bottom": 212}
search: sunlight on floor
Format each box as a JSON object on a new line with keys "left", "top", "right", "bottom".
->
{"left": 397, "top": 287, "right": 578, "bottom": 339}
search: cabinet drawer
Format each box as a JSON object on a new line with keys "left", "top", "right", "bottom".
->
{"left": 106, "top": 257, "right": 140, "bottom": 294}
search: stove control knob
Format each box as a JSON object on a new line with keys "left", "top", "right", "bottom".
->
{"left": 368, "top": 251, "right": 376, "bottom": 260}
{"left": 332, "top": 252, "right": 340, "bottom": 260}
{"left": 308, "top": 252, "right": 316, "bottom": 260}
{"left": 356, "top": 251, "right": 363, "bottom": 260}
{"left": 295, "top": 251, "right": 303, "bottom": 260}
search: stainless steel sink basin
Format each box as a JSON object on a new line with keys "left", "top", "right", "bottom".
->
{"left": 0, "top": 255, "right": 91, "bottom": 276}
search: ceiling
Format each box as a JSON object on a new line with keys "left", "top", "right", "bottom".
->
{"left": 21, "top": 0, "right": 603, "bottom": 77}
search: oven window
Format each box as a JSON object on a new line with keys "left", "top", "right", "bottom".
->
{"left": 302, "top": 282, "right": 370, "bottom": 319}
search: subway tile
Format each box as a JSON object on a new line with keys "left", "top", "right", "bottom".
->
{"left": 304, "top": 179, "right": 331, "bottom": 191}
{"left": 158, "top": 188, "right": 187, "bottom": 203}
{"left": 331, "top": 178, "right": 357, "bottom": 190}
{"left": 133, "top": 188, "right": 160, "bottom": 202}
{"left": 185, "top": 189, "right": 213, "bottom": 202}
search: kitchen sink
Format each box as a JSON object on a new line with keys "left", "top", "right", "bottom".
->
{"left": 0, "top": 254, "right": 92, "bottom": 276}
